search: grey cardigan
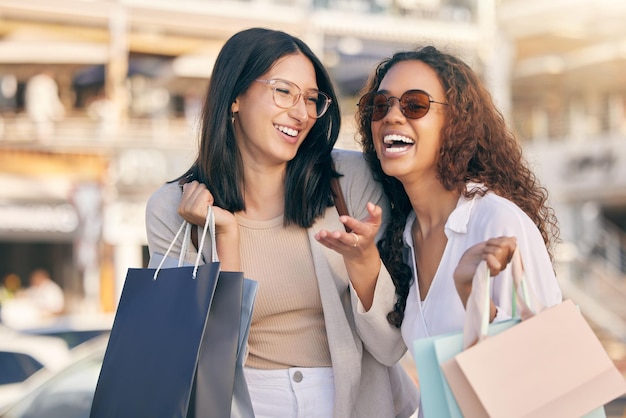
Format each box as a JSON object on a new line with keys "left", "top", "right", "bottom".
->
{"left": 145, "top": 149, "right": 419, "bottom": 417}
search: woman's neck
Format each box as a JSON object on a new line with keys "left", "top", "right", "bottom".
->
{"left": 239, "top": 165, "right": 286, "bottom": 221}
{"left": 404, "top": 178, "right": 460, "bottom": 237}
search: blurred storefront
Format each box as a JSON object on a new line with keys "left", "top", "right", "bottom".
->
{"left": 0, "top": 149, "right": 108, "bottom": 313}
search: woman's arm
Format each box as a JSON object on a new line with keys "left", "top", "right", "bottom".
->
{"left": 315, "top": 150, "right": 407, "bottom": 365}
{"left": 146, "top": 182, "right": 189, "bottom": 260}
{"left": 460, "top": 195, "right": 563, "bottom": 321}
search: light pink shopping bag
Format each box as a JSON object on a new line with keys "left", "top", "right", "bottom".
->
{"left": 441, "top": 250, "right": 626, "bottom": 418}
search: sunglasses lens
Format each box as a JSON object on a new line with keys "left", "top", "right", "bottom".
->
{"left": 401, "top": 91, "right": 431, "bottom": 119}
{"left": 359, "top": 90, "right": 437, "bottom": 121}
{"left": 358, "top": 93, "right": 375, "bottom": 118}
{"left": 359, "top": 93, "right": 389, "bottom": 121}
{"left": 371, "top": 93, "right": 390, "bottom": 121}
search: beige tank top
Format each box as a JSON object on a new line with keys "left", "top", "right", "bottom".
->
{"left": 237, "top": 214, "right": 332, "bottom": 369}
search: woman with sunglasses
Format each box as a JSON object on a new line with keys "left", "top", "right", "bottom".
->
{"left": 145, "top": 28, "right": 418, "bottom": 418}
{"left": 320, "top": 45, "right": 563, "bottom": 411}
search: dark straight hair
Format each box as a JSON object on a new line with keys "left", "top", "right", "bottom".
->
{"left": 180, "top": 27, "right": 341, "bottom": 228}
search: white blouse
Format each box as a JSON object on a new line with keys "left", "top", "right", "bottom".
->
{"left": 400, "top": 185, "right": 563, "bottom": 353}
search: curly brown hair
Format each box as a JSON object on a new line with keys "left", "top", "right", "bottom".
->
{"left": 357, "top": 46, "right": 560, "bottom": 328}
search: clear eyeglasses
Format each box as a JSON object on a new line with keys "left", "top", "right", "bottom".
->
{"left": 255, "top": 79, "right": 332, "bottom": 119}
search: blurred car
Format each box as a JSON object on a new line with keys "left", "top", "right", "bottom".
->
{"left": 0, "top": 334, "right": 108, "bottom": 418}
{"left": 18, "top": 313, "right": 113, "bottom": 349}
{"left": 0, "top": 325, "right": 71, "bottom": 410}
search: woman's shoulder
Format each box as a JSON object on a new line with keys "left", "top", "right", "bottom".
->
{"left": 329, "top": 148, "right": 388, "bottom": 219}
{"left": 475, "top": 191, "right": 523, "bottom": 212}
{"left": 146, "top": 181, "right": 181, "bottom": 212}
{"left": 465, "top": 190, "right": 537, "bottom": 232}
{"left": 144, "top": 181, "right": 187, "bottom": 256}
{"left": 476, "top": 191, "right": 521, "bottom": 210}
{"left": 331, "top": 148, "right": 365, "bottom": 165}
{"left": 331, "top": 148, "right": 372, "bottom": 180}
{"left": 145, "top": 181, "right": 182, "bottom": 230}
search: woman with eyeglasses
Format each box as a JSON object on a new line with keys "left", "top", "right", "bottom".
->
{"left": 145, "top": 28, "right": 418, "bottom": 418}
{"left": 318, "top": 45, "right": 563, "bottom": 411}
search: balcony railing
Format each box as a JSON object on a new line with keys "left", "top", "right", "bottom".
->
{"left": 0, "top": 112, "right": 197, "bottom": 150}
{"left": 557, "top": 219, "right": 626, "bottom": 346}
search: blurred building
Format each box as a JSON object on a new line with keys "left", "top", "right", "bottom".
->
{"left": 0, "top": 0, "right": 488, "bottom": 314}
{"left": 499, "top": 0, "right": 626, "bottom": 365}
{"left": 0, "top": 0, "right": 625, "bottom": 359}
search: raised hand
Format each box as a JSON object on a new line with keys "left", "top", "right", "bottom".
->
{"left": 314, "top": 202, "right": 383, "bottom": 310}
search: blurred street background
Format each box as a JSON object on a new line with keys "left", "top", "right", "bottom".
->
{"left": 1, "top": 0, "right": 626, "bottom": 415}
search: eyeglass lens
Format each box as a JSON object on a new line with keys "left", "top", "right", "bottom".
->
{"left": 272, "top": 80, "right": 330, "bottom": 118}
{"left": 359, "top": 90, "right": 433, "bottom": 121}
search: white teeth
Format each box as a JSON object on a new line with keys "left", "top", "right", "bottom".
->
{"left": 385, "top": 146, "right": 407, "bottom": 153}
{"left": 276, "top": 125, "right": 298, "bottom": 137}
{"left": 383, "top": 134, "right": 414, "bottom": 145}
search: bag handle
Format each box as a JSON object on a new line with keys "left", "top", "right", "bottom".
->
{"left": 153, "top": 205, "right": 215, "bottom": 280}
{"left": 463, "top": 248, "right": 540, "bottom": 348}
{"left": 331, "top": 177, "right": 352, "bottom": 233}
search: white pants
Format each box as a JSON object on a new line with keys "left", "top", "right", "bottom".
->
{"left": 244, "top": 367, "right": 334, "bottom": 418}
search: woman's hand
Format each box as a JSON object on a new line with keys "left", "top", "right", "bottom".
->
{"left": 179, "top": 181, "right": 240, "bottom": 270}
{"left": 179, "top": 181, "right": 236, "bottom": 232}
{"left": 453, "top": 236, "right": 517, "bottom": 320}
{"left": 454, "top": 236, "right": 517, "bottom": 283}
{"left": 314, "top": 202, "right": 383, "bottom": 310}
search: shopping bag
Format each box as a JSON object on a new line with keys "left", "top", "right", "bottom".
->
{"left": 90, "top": 236, "right": 221, "bottom": 417}
{"left": 149, "top": 247, "right": 257, "bottom": 418}
{"left": 438, "top": 249, "right": 626, "bottom": 418}
{"left": 91, "top": 206, "right": 255, "bottom": 418}
{"left": 413, "top": 317, "right": 520, "bottom": 417}
{"left": 183, "top": 205, "right": 258, "bottom": 418}
{"left": 231, "top": 273, "right": 257, "bottom": 418}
